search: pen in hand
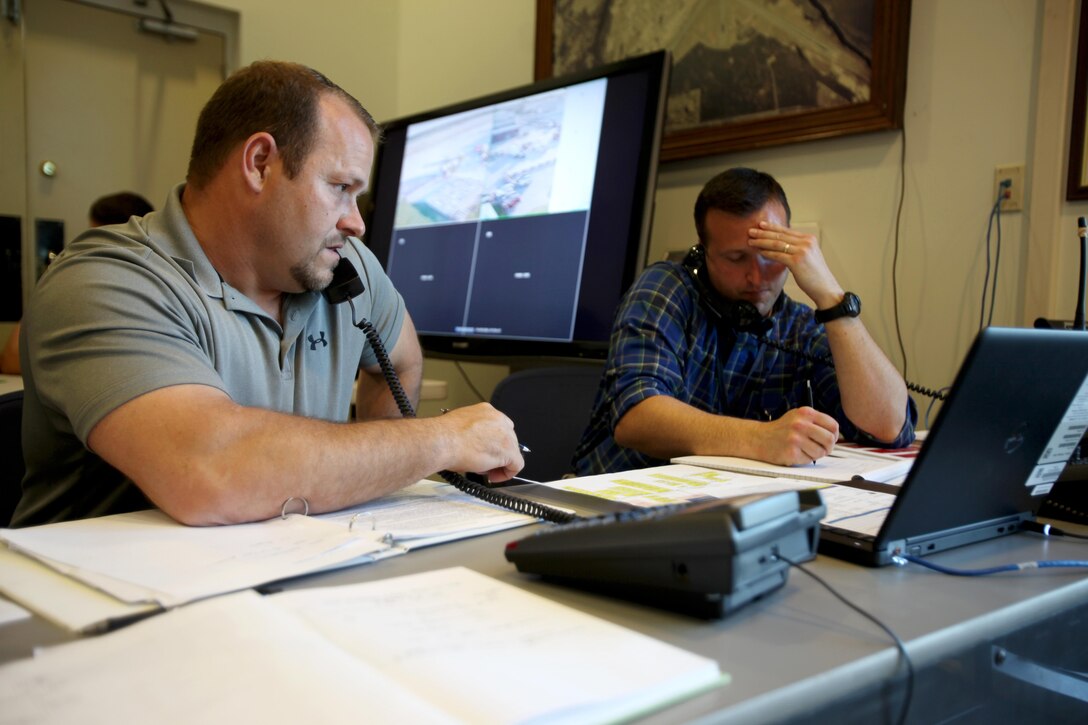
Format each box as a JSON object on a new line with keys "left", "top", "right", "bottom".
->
{"left": 467, "top": 444, "right": 529, "bottom": 485}
{"left": 805, "top": 380, "right": 816, "bottom": 466}
{"left": 440, "top": 407, "right": 531, "bottom": 454}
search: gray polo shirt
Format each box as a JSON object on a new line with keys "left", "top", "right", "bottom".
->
{"left": 14, "top": 184, "right": 405, "bottom": 526}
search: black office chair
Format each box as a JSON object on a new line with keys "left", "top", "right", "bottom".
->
{"left": 0, "top": 390, "right": 24, "bottom": 526}
{"left": 490, "top": 365, "right": 604, "bottom": 482}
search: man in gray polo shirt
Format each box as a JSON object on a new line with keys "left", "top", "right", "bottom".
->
{"left": 14, "top": 61, "right": 523, "bottom": 527}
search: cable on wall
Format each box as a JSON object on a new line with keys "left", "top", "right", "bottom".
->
{"left": 979, "top": 181, "right": 1011, "bottom": 331}
{"left": 891, "top": 128, "right": 909, "bottom": 382}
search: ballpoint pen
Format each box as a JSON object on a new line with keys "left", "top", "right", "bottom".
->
{"left": 805, "top": 380, "right": 816, "bottom": 465}
{"left": 441, "top": 407, "right": 531, "bottom": 454}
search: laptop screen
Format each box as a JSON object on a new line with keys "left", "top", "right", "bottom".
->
{"left": 879, "top": 327, "right": 1088, "bottom": 543}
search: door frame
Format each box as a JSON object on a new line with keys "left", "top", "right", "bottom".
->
{"left": 7, "top": 0, "right": 238, "bottom": 314}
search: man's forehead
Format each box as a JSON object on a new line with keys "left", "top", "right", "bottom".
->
{"left": 706, "top": 202, "right": 786, "bottom": 245}
{"left": 709, "top": 200, "right": 786, "bottom": 223}
{"left": 312, "top": 98, "right": 375, "bottom": 162}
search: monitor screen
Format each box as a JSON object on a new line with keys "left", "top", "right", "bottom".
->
{"left": 365, "top": 51, "right": 669, "bottom": 359}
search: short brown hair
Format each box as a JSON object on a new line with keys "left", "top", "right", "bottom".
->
{"left": 694, "top": 167, "right": 791, "bottom": 243}
{"left": 89, "top": 192, "right": 154, "bottom": 226}
{"left": 186, "top": 61, "right": 381, "bottom": 190}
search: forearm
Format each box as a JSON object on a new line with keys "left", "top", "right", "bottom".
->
{"left": 89, "top": 385, "right": 521, "bottom": 526}
{"left": 614, "top": 396, "right": 764, "bottom": 461}
{"left": 89, "top": 389, "right": 448, "bottom": 525}
{"left": 202, "top": 414, "right": 446, "bottom": 522}
{"left": 825, "top": 318, "right": 908, "bottom": 442}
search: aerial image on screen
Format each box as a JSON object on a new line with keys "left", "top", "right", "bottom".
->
{"left": 385, "top": 80, "right": 607, "bottom": 343}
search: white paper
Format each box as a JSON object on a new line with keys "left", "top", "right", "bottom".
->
{"left": 0, "top": 547, "right": 156, "bottom": 633}
{"left": 0, "top": 481, "right": 536, "bottom": 625}
{"left": 0, "top": 590, "right": 455, "bottom": 725}
{"left": 0, "top": 596, "right": 30, "bottom": 627}
{"left": 273, "top": 568, "right": 726, "bottom": 724}
{"left": 673, "top": 448, "right": 913, "bottom": 484}
{"left": 0, "top": 509, "right": 388, "bottom": 607}
{"left": 0, "top": 569, "right": 724, "bottom": 725}
{"left": 317, "top": 479, "right": 534, "bottom": 546}
{"left": 818, "top": 485, "right": 898, "bottom": 537}
{"left": 535, "top": 463, "right": 815, "bottom": 507}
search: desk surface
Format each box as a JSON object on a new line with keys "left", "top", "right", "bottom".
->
{"left": 3, "top": 518, "right": 1087, "bottom": 723}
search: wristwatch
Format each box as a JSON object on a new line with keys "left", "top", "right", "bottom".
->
{"left": 814, "top": 292, "right": 861, "bottom": 324}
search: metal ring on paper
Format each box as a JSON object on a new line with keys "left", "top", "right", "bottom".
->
{"left": 280, "top": 496, "right": 310, "bottom": 519}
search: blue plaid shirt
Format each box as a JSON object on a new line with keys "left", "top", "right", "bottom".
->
{"left": 573, "top": 261, "right": 917, "bottom": 475}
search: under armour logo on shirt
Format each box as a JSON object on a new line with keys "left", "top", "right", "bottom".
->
{"left": 308, "top": 332, "right": 328, "bottom": 350}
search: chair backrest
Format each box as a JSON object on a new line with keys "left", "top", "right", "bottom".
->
{"left": 0, "top": 390, "right": 24, "bottom": 526}
{"left": 490, "top": 365, "right": 603, "bottom": 482}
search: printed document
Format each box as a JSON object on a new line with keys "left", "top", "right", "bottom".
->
{"left": 0, "top": 481, "right": 535, "bottom": 617}
{"left": 0, "top": 567, "right": 726, "bottom": 724}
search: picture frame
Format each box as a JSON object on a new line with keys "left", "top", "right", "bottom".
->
{"left": 534, "top": 0, "right": 912, "bottom": 163}
{"left": 1067, "top": 0, "right": 1088, "bottom": 201}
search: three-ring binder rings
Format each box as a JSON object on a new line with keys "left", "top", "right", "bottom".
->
{"left": 0, "top": 480, "right": 534, "bottom": 629}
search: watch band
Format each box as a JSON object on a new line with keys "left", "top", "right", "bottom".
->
{"left": 814, "top": 292, "right": 861, "bottom": 324}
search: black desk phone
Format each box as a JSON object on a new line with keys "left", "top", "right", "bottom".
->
{"left": 504, "top": 490, "right": 826, "bottom": 619}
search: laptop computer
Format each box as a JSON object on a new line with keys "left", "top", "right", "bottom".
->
{"left": 819, "top": 326, "right": 1088, "bottom": 566}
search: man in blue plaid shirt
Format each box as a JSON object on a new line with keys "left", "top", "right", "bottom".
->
{"left": 574, "top": 168, "right": 916, "bottom": 475}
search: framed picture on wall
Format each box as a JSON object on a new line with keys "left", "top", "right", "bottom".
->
{"left": 1067, "top": 0, "right": 1088, "bottom": 201}
{"left": 534, "top": 0, "right": 912, "bottom": 162}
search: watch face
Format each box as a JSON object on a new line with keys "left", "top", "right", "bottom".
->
{"left": 815, "top": 292, "right": 861, "bottom": 323}
{"left": 844, "top": 292, "right": 861, "bottom": 316}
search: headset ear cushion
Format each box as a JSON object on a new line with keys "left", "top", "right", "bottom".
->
{"left": 681, "top": 244, "right": 704, "bottom": 274}
{"left": 682, "top": 245, "right": 720, "bottom": 322}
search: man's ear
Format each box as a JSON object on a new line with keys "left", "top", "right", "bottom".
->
{"left": 241, "top": 132, "right": 277, "bottom": 192}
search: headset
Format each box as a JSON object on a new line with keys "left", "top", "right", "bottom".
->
{"left": 681, "top": 244, "right": 774, "bottom": 335}
{"left": 680, "top": 244, "right": 946, "bottom": 401}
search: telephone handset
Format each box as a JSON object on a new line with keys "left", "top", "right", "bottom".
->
{"left": 324, "top": 257, "right": 577, "bottom": 524}
{"left": 682, "top": 245, "right": 773, "bottom": 335}
{"left": 680, "top": 244, "right": 947, "bottom": 402}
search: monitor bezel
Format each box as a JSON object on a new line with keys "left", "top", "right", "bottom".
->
{"left": 364, "top": 50, "right": 670, "bottom": 361}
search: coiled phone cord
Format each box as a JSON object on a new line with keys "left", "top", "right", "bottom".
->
{"left": 349, "top": 299, "right": 578, "bottom": 524}
{"left": 757, "top": 335, "right": 948, "bottom": 402}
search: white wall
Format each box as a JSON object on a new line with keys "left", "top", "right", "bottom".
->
{"left": 204, "top": 0, "right": 537, "bottom": 411}
{"left": 208, "top": 0, "right": 399, "bottom": 118}
{"left": 649, "top": 0, "right": 1053, "bottom": 412}
{"left": 210, "top": 0, "right": 535, "bottom": 127}
{"left": 15, "top": 0, "right": 1079, "bottom": 412}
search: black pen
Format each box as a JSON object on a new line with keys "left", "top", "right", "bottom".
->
{"left": 805, "top": 380, "right": 816, "bottom": 465}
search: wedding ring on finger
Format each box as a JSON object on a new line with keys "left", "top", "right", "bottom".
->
{"left": 783, "top": 243, "right": 791, "bottom": 254}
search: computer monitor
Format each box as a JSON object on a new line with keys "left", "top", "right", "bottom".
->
{"left": 365, "top": 50, "right": 669, "bottom": 360}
